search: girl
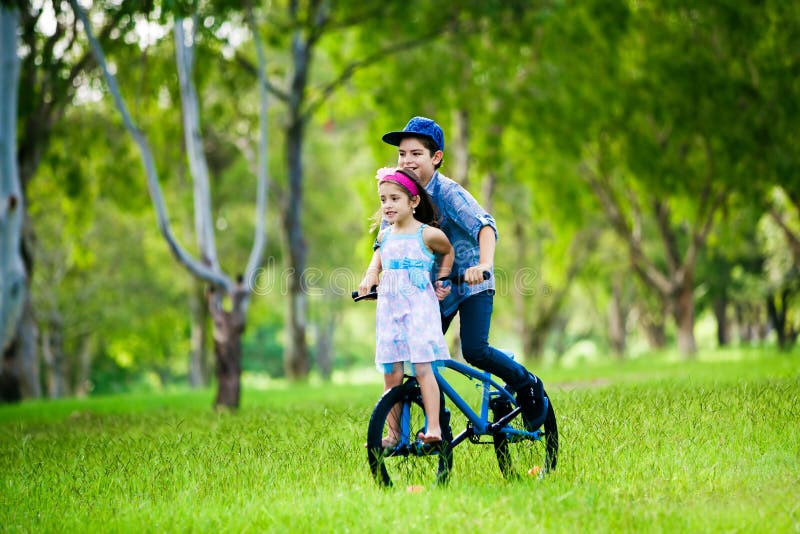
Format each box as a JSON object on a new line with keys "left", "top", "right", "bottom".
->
{"left": 358, "top": 168, "right": 454, "bottom": 445}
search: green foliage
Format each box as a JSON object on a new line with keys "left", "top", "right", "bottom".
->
{"left": 18, "top": 0, "right": 800, "bottom": 392}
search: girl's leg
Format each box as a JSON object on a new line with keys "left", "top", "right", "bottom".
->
{"left": 382, "top": 363, "right": 404, "bottom": 447}
{"left": 413, "top": 362, "right": 442, "bottom": 443}
{"left": 384, "top": 362, "right": 404, "bottom": 391}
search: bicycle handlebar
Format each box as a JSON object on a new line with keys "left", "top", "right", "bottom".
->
{"left": 351, "top": 271, "right": 491, "bottom": 302}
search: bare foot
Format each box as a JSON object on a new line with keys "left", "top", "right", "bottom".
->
{"left": 381, "top": 434, "right": 399, "bottom": 448}
{"left": 416, "top": 431, "right": 442, "bottom": 444}
{"left": 363, "top": 434, "right": 400, "bottom": 449}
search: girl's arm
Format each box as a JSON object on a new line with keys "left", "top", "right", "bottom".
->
{"left": 424, "top": 227, "right": 454, "bottom": 280}
{"left": 358, "top": 232, "right": 384, "bottom": 296}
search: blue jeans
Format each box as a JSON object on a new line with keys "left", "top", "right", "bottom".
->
{"left": 441, "top": 290, "right": 534, "bottom": 392}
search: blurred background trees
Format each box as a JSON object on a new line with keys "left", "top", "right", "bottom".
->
{"left": 1, "top": 0, "right": 797, "bottom": 401}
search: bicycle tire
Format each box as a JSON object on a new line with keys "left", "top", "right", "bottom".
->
{"left": 366, "top": 379, "right": 453, "bottom": 487}
{"left": 492, "top": 388, "right": 558, "bottom": 479}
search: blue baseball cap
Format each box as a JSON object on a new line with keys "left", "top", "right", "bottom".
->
{"left": 382, "top": 116, "right": 444, "bottom": 152}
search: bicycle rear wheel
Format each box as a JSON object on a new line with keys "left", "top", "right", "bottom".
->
{"left": 366, "top": 379, "right": 453, "bottom": 488}
{"left": 491, "top": 388, "right": 558, "bottom": 479}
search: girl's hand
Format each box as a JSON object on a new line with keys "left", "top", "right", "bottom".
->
{"left": 435, "top": 280, "right": 451, "bottom": 301}
{"left": 358, "top": 272, "right": 379, "bottom": 296}
{"left": 464, "top": 263, "right": 492, "bottom": 285}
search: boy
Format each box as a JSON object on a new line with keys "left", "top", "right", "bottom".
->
{"left": 359, "top": 116, "right": 545, "bottom": 428}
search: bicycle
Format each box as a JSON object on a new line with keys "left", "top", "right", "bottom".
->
{"left": 352, "top": 273, "right": 558, "bottom": 488}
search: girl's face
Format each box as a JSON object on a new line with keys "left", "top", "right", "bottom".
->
{"left": 397, "top": 137, "right": 441, "bottom": 183}
{"left": 379, "top": 181, "right": 419, "bottom": 225}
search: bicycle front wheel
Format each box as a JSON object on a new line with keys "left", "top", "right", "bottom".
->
{"left": 492, "top": 388, "right": 558, "bottom": 479}
{"left": 366, "top": 379, "right": 453, "bottom": 488}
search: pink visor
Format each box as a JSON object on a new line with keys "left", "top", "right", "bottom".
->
{"left": 380, "top": 172, "right": 419, "bottom": 197}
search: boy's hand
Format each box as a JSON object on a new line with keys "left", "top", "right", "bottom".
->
{"left": 435, "top": 280, "right": 451, "bottom": 301}
{"left": 464, "top": 263, "right": 492, "bottom": 285}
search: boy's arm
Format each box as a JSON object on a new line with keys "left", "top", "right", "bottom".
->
{"left": 464, "top": 226, "right": 495, "bottom": 285}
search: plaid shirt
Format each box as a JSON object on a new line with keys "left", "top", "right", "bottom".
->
{"left": 376, "top": 171, "right": 497, "bottom": 317}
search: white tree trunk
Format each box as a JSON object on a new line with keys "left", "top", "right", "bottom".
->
{"left": 174, "top": 18, "right": 219, "bottom": 271}
{"left": 0, "top": 6, "right": 26, "bottom": 357}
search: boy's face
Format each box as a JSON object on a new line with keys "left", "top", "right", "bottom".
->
{"left": 397, "top": 137, "right": 442, "bottom": 184}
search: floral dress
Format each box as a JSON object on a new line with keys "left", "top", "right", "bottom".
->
{"left": 375, "top": 225, "right": 450, "bottom": 368}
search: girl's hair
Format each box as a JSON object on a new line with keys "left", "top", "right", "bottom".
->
{"left": 370, "top": 168, "right": 441, "bottom": 231}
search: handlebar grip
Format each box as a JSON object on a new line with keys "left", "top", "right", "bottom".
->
{"left": 352, "top": 285, "right": 378, "bottom": 301}
{"left": 438, "top": 271, "right": 491, "bottom": 284}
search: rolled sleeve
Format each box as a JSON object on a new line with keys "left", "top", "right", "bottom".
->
{"left": 449, "top": 188, "right": 498, "bottom": 243}
{"left": 471, "top": 213, "right": 498, "bottom": 243}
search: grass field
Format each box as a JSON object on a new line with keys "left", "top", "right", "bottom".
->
{"left": 1, "top": 348, "right": 798, "bottom": 533}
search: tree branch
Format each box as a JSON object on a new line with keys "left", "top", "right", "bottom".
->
{"left": 234, "top": 51, "right": 290, "bottom": 102}
{"left": 70, "top": 0, "right": 232, "bottom": 291}
{"left": 581, "top": 161, "right": 674, "bottom": 296}
{"left": 243, "top": 5, "right": 270, "bottom": 310}
{"left": 652, "top": 198, "right": 680, "bottom": 275}
{"left": 175, "top": 17, "right": 219, "bottom": 270}
{"left": 303, "top": 28, "right": 441, "bottom": 121}
{"left": 770, "top": 207, "right": 800, "bottom": 267}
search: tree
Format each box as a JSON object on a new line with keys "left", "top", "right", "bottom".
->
{"left": 236, "top": 0, "right": 451, "bottom": 378}
{"left": 517, "top": 0, "right": 777, "bottom": 358}
{"left": 71, "top": 1, "right": 269, "bottom": 408}
{"left": 0, "top": 3, "right": 25, "bottom": 401}
{"left": 1, "top": 0, "right": 148, "bottom": 400}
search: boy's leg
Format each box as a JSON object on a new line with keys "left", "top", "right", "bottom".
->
{"left": 456, "top": 291, "right": 545, "bottom": 428}
{"left": 382, "top": 363, "right": 404, "bottom": 447}
{"left": 413, "top": 362, "right": 442, "bottom": 443}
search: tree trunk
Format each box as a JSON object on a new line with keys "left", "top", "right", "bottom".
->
{"left": 482, "top": 171, "right": 497, "bottom": 215}
{"left": 314, "top": 315, "right": 336, "bottom": 381}
{"left": 713, "top": 293, "right": 729, "bottom": 347}
{"left": 283, "top": 116, "right": 309, "bottom": 379}
{"left": 452, "top": 109, "right": 470, "bottom": 188}
{"left": 672, "top": 275, "right": 697, "bottom": 358}
{"left": 210, "top": 287, "right": 247, "bottom": 409}
{"left": 511, "top": 221, "right": 531, "bottom": 357}
{"left": 523, "top": 328, "right": 547, "bottom": 363}
{"left": 734, "top": 303, "right": 750, "bottom": 343}
{"left": 608, "top": 274, "right": 626, "bottom": 358}
{"left": 0, "top": 5, "right": 30, "bottom": 402}
{"left": 188, "top": 279, "right": 209, "bottom": 387}
{"left": 13, "top": 296, "right": 39, "bottom": 398}
{"left": 41, "top": 311, "right": 68, "bottom": 398}
{"left": 766, "top": 290, "right": 797, "bottom": 351}
{"left": 74, "top": 333, "right": 92, "bottom": 397}
{"left": 638, "top": 299, "right": 668, "bottom": 350}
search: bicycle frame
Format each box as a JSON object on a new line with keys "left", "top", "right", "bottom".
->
{"left": 432, "top": 360, "right": 548, "bottom": 448}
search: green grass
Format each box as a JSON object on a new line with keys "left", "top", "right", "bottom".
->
{"left": 1, "top": 349, "right": 798, "bottom": 533}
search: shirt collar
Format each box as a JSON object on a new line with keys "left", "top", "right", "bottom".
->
{"left": 425, "top": 170, "right": 440, "bottom": 193}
